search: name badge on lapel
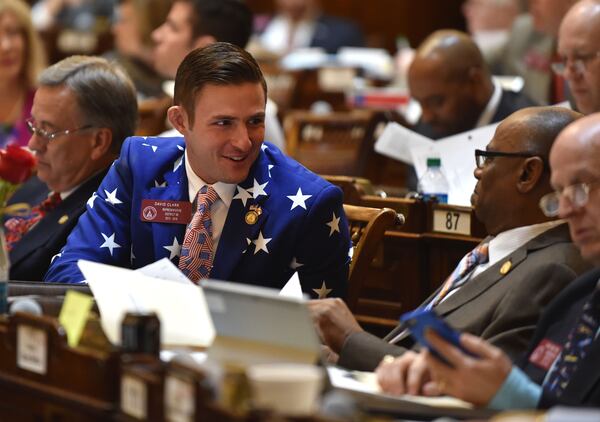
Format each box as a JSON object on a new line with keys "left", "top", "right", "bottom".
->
{"left": 529, "top": 339, "right": 562, "bottom": 370}
{"left": 140, "top": 199, "right": 191, "bottom": 224}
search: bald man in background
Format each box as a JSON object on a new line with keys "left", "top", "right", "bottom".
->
{"left": 555, "top": 0, "right": 600, "bottom": 115}
{"left": 409, "top": 30, "right": 536, "bottom": 140}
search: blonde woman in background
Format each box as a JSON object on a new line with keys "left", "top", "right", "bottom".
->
{"left": 0, "top": 0, "right": 46, "bottom": 147}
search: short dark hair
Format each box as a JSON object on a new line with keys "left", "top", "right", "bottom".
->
{"left": 39, "top": 56, "right": 138, "bottom": 154}
{"left": 178, "top": 0, "right": 253, "bottom": 48}
{"left": 174, "top": 42, "right": 267, "bottom": 125}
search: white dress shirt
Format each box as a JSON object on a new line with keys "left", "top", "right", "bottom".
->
{"left": 184, "top": 152, "right": 236, "bottom": 253}
{"left": 475, "top": 78, "right": 503, "bottom": 128}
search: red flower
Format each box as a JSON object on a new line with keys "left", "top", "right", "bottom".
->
{"left": 0, "top": 145, "right": 37, "bottom": 185}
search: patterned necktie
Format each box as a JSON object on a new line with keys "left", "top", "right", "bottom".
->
{"left": 178, "top": 185, "right": 219, "bottom": 283}
{"left": 543, "top": 286, "right": 600, "bottom": 397}
{"left": 4, "top": 192, "right": 62, "bottom": 251}
{"left": 427, "top": 242, "right": 490, "bottom": 309}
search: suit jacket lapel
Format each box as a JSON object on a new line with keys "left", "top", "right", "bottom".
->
{"left": 211, "top": 156, "right": 271, "bottom": 281}
{"left": 9, "top": 170, "right": 107, "bottom": 266}
{"left": 435, "top": 224, "right": 570, "bottom": 316}
{"left": 147, "top": 157, "right": 188, "bottom": 261}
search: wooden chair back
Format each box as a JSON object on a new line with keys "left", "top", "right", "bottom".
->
{"left": 343, "top": 204, "right": 402, "bottom": 312}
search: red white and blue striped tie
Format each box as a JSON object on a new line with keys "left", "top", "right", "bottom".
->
{"left": 178, "top": 185, "right": 219, "bottom": 283}
{"left": 427, "top": 242, "right": 489, "bottom": 309}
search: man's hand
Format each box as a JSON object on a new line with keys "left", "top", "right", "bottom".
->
{"left": 422, "top": 331, "right": 513, "bottom": 406}
{"left": 307, "top": 298, "right": 363, "bottom": 353}
{"left": 375, "top": 351, "right": 432, "bottom": 396}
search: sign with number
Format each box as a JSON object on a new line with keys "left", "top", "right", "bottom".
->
{"left": 121, "top": 375, "right": 147, "bottom": 419}
{"left": 433, "top": 209, "right": 471, "bottom": 236}
{"left": 17, "top": 325, "right": 47, "bottom": 375}
{"left": 165, "top": 375, "right": 195, "bottom": 422}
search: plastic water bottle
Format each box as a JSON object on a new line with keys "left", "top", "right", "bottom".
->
{"left": 418, "top": 157, "right": 449, "bottom": 203}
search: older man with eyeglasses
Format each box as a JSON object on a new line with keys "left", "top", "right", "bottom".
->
{"left": 377, "top": 111, "right": 600, "bottom": 412}
{"left": 554, "top": 0, "right": 600, "bottom": 114}
{"left": 4, "top": 55, "right": 137, "bottom": 281}
{"left": 309, "top": 106, "right": 591, "bottom": 374}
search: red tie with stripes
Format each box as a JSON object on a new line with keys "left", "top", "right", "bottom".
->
{"left": 178, "top": 185, "right": 219, "bottom": 283}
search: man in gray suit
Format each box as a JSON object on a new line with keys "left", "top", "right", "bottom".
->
{"left": 308, "top": 106, "right": 591, "bottom": 372}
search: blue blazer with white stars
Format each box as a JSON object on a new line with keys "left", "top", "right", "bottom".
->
{"left": 44, "top": 137, "right": 351, "bottom": 299}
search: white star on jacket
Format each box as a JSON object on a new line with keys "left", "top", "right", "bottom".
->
{"left": 100, "top": 232, "right": 121, "bottom": 256}
{"left": 142, "top": 143, "right": 158, "bottom": 152}
{"left": 163, "top": 237, "right": 182, "bottom": 260}
{"left": 313, "top": 281, "right": 333, "bottom": 299}
{"left": 104, "top": 188, "right": 123, "bottom": 206}
{"left": 287, "top": 187, "right": 312, "bottom": 210}
{"left": 252, "top": 231, "right": 272, "bottom": 254}
{"left": 87, "top": 192, "right": 98, "bottom": 209}
{"left": 173, "top": 155, "right": 183, "bottom": 172}
{"left": 326, "top": 212, "right": 341, "bottom": 236}
{"left": 233, "top": 186, "right": 253, "bottom": 206}
{"left": 249, "top": 178, "right": 269, "bottom": 199}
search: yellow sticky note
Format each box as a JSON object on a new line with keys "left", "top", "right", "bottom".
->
{"left": 59, "top": 290, "right": 94, "bottom": 348}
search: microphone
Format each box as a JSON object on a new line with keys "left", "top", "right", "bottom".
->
{"left": 9, "top": 297, "right": 43, "bottom": 316}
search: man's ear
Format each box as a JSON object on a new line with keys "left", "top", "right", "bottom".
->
{"left": 193, "top": 35, "right": 216, "bottom": 50}
{"left": 90, "top": 128, "right": 114, "bottom": 160}
{"left": 517, "top": 157, "right": 545, "bottom": 193}
{"left": 167, "top": 105, "right": 189, "bottom": 134}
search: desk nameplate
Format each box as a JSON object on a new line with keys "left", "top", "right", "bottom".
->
{"left": 432, "top": 209, "right": 471, "bottom": 236}
{"left": 121, "top": 374, "right": 148, "bottom": 420}
{"left": 17, "top": 325, "right": 47, "bottom": 375}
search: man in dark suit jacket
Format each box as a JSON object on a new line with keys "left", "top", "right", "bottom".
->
{"left": 5, "top": 56, "right": 137, "bottom": 281}
{"left": 378, "top": 110, "right": 600, "bottom": 410}
{"left": 409, "top": 30, "right": 536, "bottom": 140}
{"left": 309, "top": 106, "right": 589, "bottom": 372}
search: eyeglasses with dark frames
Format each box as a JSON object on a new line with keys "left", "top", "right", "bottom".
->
{"left": 474, "top": 149, "right": 542, "bottom": 169}
{"left": 539, "top": 182, "right": 600, "bottom": 217}
{"left": 26, "top": 118, "right": 94, "bottom": 142}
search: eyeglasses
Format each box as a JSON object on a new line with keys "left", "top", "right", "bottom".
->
{"left": 551, "top": 52, "right": 600, "bottom": 76}
{"left": 26, "top": 118, "right": 94, "bottom": 142}
{"left": 539, "top": 182, "right": 600, "bottom": 217}
{"left": 474, "top": 149, "right": 541, "bottom": 169}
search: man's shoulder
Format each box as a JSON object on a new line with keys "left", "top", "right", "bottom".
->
{"left": 495, "top": 89, "right": 539, "bottom": 121}
{"left": 259, "top": 143, "right": 337, "bottom": 193}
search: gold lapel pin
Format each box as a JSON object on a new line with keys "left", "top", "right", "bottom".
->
{"left": 500, "top": 260, "right": 512, "bottom": 275}
{"left": 58, "top": 215, "right": 69, "bottom": 225}
{"left": 245, "top": 205, "right": 262, "bottom": 225}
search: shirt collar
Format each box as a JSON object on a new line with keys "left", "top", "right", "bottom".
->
{"left": 487, "top": 219, "right": 566, "bottom": 265}
{"left": 475, "top": 78, "right": 502, "bottom": 128}
{"left": 184, "top": 151, "right": 236, "bottom": 207}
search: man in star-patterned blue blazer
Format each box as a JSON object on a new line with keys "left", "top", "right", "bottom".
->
{"left": 44, "top": 43, "right": 351, "bottom": 299}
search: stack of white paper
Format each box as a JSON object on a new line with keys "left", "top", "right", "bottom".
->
{"left": 78, "top": 259, "right": 215, "bottom": 348}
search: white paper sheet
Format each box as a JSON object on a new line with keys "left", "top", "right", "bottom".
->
{"left": 374, "top": 122, "right": 435, "bottom": 165}
{"left": 79, "top": 260, "right": 215, "bottom": 348}
{"left": 411, "top": 123, "right": 499, "bottom": 206}
{"left": 279, "top": 271, "right": 303, "bottom": 299}
{"left": 327, "top": 366, "right": 473, "bottom": 409}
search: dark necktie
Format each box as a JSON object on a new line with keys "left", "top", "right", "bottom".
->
{"left": 543, "top": 285, "right": 600, "bottom": 397}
